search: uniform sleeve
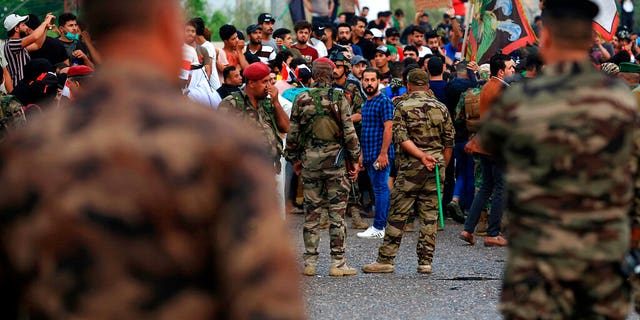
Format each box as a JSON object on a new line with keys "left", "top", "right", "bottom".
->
{"left": 440, "top": 105, "right": 455, "bottom": 149}
{"left": 339, "top": 93, "right": 361, "bottom": 163}
{"left": 393, "top": 105, "right": 409, "bottom": 144}
{"left": 284, "top": 94, "right": 304, "bottom": 163}
{"left": 631, "top": 119, "right": 640, "bottom": 231}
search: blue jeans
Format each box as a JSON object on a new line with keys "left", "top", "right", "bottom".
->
{"left": 366, "top": 162, "right": 391, "bottom": 230}
{"left": 463, "top": 154, "right": 505, "bottom": 237}
{"left": 452, "top": 141, "right": 475, "bottom": 211}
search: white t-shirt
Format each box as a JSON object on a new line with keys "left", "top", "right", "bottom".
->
{"left": 309, "top": 38, "right": 328, "bottom": 58}
{"left": 180, "top": 44, "right": 199, "bottom": 80}
{"left": 418, "top": 46, "right": 433, "bottom": 58}
{"left": 201, "top": 40, "right": 221, "bottom": 90}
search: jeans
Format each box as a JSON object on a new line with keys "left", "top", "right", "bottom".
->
{"left": 366, "top": 162, "right": 391, "bottom": 230}
{"left": 452, "top": 141, "right": 475, "bottom": 211}
{"left": 463, "top": 154, "right": 505, "bottom": 237}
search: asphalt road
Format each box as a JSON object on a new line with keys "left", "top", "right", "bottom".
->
{"left": 287, "top": 214, "right": 640, "bottom": 320}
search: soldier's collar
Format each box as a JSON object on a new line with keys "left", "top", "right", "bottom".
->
{"left": 542, "top": 59, "right": 594, "bottom": 77}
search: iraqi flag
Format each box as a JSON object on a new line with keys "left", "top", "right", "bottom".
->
{"left": 465, "top": 0, "right": 537, "bottom": 64}
{"left": 592, "top": 0, "right": 619, "bottom": 41}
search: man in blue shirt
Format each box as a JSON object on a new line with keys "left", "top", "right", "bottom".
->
{"left": 357, "top": 68, "right": 395, "bottom": 239}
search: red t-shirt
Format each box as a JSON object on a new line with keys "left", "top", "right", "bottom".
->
{"left": 293, "top": 44, "right": 318, "bottom": 63}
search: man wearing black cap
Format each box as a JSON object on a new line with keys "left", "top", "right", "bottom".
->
{"left": 478, "top": 1, "right": 639, "bottom": 318}
{"left": 245, "top": 24, "right": 276, "bottom": 64}
{"left": 258, "top": 13, "right": 278, "bottom": 50}
{"left": 310, "top": 25, "right": 328, "bottom": 58}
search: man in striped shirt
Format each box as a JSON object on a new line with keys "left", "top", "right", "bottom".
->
{"left": 3, "top": 13, "right": 55, "bottom": 87}
{"left": 245, "top": 24, "right": 276, "bottom": 65}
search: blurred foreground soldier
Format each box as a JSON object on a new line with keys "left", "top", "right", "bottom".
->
{"left": 479, "top": 0, "right": 639, "bottom": 318}
{"left": 0, "top": 0, "right": 305, "bottom": 318}
{"left": 362, "top": 69, "right": 453, "bottom": 274}
{"left": 285, "top": 57, "right": 362, "bottom": 276}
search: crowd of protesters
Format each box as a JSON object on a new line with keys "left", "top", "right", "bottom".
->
{"left": 4, "top": 0, "right": 640, "bottom": 318}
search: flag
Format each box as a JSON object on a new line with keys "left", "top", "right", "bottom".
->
{"left": 592, "top": 0, "right": 619, "bottom": 41}
{"left": 465, "top": 0, "right": 537, "bottom": 64}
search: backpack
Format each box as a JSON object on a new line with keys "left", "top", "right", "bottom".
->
{"left": 0, "top": 95, "right": 26, "bottom": 140}
{"left": 308, "top": 88, "right": 343, "bottom": 143}
{"left": 463, "top": 87, "right": 482, "bottom": 133}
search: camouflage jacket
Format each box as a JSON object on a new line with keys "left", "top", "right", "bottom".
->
{"left": 285, "top": 83, "right": 361, "bottom": 171}
{"left": 0, "top": 94, "right": 26, "bottom": 141}
{"left": 479, "top": 59, "right": 639, "bottom": 260}
{"left": 218, "top": 91, "right": 284, "bottom": 172}
{"left": 335, "top": 80, "right": 365, "bottom": 131}
{"left": 393, "top": 91, "right": 455, "bottom": 169}
{"left": 0, "top": 63, "right": 304, "bottom": 319}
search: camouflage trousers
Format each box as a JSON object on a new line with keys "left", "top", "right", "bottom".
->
{"left": 302, "top": 166, "right": 349, "bottom": 266}
{"left": 500, "top": 251, "right": 630, "bottom": 320}
{"left": 377, "top": 165, "right": 444, "bottom": 266}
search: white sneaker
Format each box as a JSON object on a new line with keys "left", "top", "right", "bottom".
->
{"left": 357, "top": 226, "right": 385, "bottom": 239}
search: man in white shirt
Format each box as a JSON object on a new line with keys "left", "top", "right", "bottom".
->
{"left": 191, "top": 17, "right": 221, "bottom": 89}
{"left": 309, "top": 25, "right": 328, "bottom": 58}
{"left": 409, "top": 25, "right": 433, "bottom": 58}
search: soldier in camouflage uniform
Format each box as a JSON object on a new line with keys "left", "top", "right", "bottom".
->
{"left": 0, "top": 1, "right": 305, "bottom": 318}
{"left": 331, "top": 49, "right": 369, "bottom": 229}
{"left": 285, "top": 57, "right": 362, "bottom": 276}
{"left": 0, "top": 93, "right": 26, "bottom": 141}
{"left": 218, "top": 62, "right": 290, "bottom": 173}
{"left": 362, "top": 68, "right": 454, "bottom": 274}
{"left": 479, "top": 1, "right": 639, "bottom": 318}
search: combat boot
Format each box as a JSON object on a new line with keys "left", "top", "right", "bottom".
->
{"left": 362, "top": 261, "right": 394, "bottom": 273}
{"left": 417, "top": 264, "right": 432, "bottom": 274}
{"left": 329, "top": 259, "right": 357, "bottom": 276}
{"left": 302, "top": 265, "right": 316, "bottom": 276}
{"left": 351, "top": 214, "right": 369, "bottom": 230}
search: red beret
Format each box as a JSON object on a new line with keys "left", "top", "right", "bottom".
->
{"left": 243, "top": 62, "right": 271, "bottom": 81}
{"left": 67, "top": 65, "right": 94, "bottom": 78}
{"left": 313, "top": 57, "right": 336, "bottom": 69}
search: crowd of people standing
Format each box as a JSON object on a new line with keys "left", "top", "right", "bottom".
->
{"left": 3, "top": 0, "right": 640, "bottom": 319}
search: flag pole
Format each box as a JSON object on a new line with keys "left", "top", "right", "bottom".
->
{"left": 435, "top": 163, "right": 444, "bottom": 228}
{"left": 460, "top": 1, "right": 475, "bottom": 61}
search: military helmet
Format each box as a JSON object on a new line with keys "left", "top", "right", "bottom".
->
{"left": 329, "top": 49, "right": 352, "bottom": 70}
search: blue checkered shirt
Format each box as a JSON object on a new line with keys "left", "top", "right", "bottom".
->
{"left": 361, "top": 92, "right": 395, "bottom": 164}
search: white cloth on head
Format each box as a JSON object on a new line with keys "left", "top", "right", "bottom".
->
{"left": 187, "top": 66, "right": 221, "bottom": 109}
